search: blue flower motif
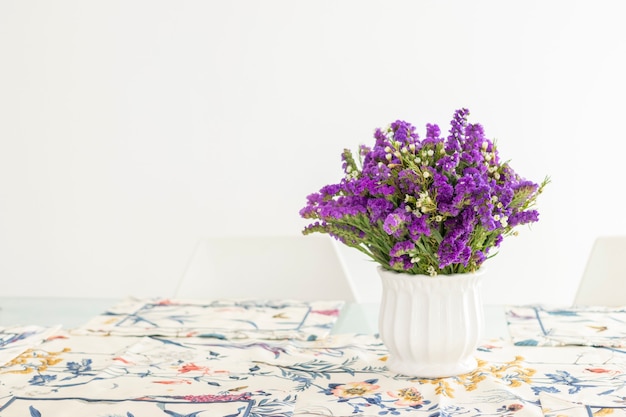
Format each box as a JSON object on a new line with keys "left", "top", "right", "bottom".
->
{"left": 545, "top": 370, "right": 592, "bottom": 394}
{"left": 531, "top": 385, "right": 560, "bottom": 395}
{"left": 66, "top": 358, "right": 92, "bottom": 376}
{"left": 28, "top": 374, "right": 57, "bottom": 386}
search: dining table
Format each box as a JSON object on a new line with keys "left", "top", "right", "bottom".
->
{"left": 1, "top": 297, "right": 626, "bottom": 416}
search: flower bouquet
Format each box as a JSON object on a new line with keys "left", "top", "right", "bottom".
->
{"left": 300, "top": 108, "right": 548, "bottom": 276}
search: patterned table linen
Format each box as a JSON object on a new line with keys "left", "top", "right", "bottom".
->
{"left": 5, "top": 333, "right": 626, "bottom": 416}
{"left": 72, "top": 297, "right": 344, "bottom": 340}
{"left": 5, "top": 302, "right": 626, "bottom": 416}
{"left": 539, "top": 392, "right": 626, "bottom": 417}
{"left": 0, "top": 330, "right": 141, "bottom": 414}
{"left": 0, "top": 325, "right": 61, "bottom": 367}
{"left": 506, "top": 305, "right": 626, "bottom": 347}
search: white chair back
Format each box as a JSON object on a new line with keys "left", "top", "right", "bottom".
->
{"left": 174, "top": 235, "right": 357, "bottom": 302}
{"left": 573, "top": 235, "right": 626, "bottom": 307}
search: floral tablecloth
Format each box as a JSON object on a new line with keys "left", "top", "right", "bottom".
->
{"left": 72, "top": 297, "right": 344, "bottom": 340}
{"left": 2, "top": 301, "right": 626, "bottom": 416}
{"left": 506, "top": 305, "right": 626, "bottom": 347}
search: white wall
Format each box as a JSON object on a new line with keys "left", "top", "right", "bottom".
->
{"left": 1, "top": 1, "right": 624, "bottom": 305}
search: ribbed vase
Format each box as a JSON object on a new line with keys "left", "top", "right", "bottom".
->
{"left": 377, "top": 266, "right": 485, "bottom": 378}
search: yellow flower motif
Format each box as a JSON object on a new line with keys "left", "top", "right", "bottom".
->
{"left": 2, "top": 348, "right": 70, "bottom": 374}
{"left": 413, "top": 356, "right": 536, "bottom": 399}
{"left": 418, "top": 378, "right": 455, "bottom": 397}
{"left": 387, "top": 387, "right": 424, "bottom": 406}
{"left": 331, "top": 381, "right": 380, "bottom": 398}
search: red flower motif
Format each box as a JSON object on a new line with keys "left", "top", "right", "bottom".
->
{"left": 312, "top": 309, "right": 340, "bottom": 317}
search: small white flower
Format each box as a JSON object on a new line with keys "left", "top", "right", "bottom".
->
{"left": 346, "top": 166, "right": 352, "bottom": 173}
{"left": 414, "top": 157, "right": 421, "bottom": 164}
{"left": 427, "top": 266, "right": 437, "bottom": 277}
{"left": 494, "top": 214, "right": 501, "bottom": 221}
{"left": 423, "top": 171, "right": 430, "bottom": 178}
{"left": 494, "top": 172, "right": 501, "bottom": 180}
{"left": 410, "top": 256, "right": 420, "bottom": 264}
{"left": 385, "top": 153, "right": 392, "bottom": 161}
{"left": 409, "top": 144, "right": 416, "bottom": 152}
{"left": 482, "top": 141, "right": 488, "bottom": 151}
{"left": 427, "top": 149, "right": 434, "bottom": 157}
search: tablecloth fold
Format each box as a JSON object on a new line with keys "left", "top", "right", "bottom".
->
{"left": 72, "top": 297, "right": 344, "bottom": 340}
{"left": 506, "top": 305, "right": 626, "bottom": 347}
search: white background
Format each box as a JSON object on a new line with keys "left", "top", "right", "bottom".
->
{"left": 1, "top": 1, "right": 624, "bottom": 305}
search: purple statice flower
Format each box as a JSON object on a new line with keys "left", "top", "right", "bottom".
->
{"left": 367, "top": 198, "right": 395, "bottom": 224}
{"left": 422, "top": 123, "right": 442, "bottom": 147}
{"left": 397, "top": 169, "right": 421, "bottom": 196}
{"left": 383, "top": 210, "right": 408, "bottom": 239}
{"left": 436, "top": 152, "right": 459, "bottom": 174}
{"left": 300, "top": 108, "right": 547, "bottom": 275}
{"left": 474, "top": 250, "right": 486, "bottom": 264}
{"left": 461, "top": 122, "right": 487, "bottom": 165}
{"left": 437, "top": 208, "right": 476, "bottom": 268}
{"left": 340, "top": 177, "right": 363, "bottom": 196}
{"left": 438, "top": 237, "right": 472, "bottom": 269}
{"left": 374, "top": 184, "right": 397, "bottom": 197}
{"left": 493, "top": 183, "right": 514, "bottom": 209}
{"left": 373, "top": 126, "right": 390, "bottom": 147}
{"left": 313, "top": 194, "right": 367, "bottom": 221}
{"left": 508, "top": 210, "right": 540, "bottom": 227}
{"left": 390, "top": 240, "right": 416, "bottom": 257}
{"left": 445, "top": 108, "right": 469, "bottom": 153}
{"left": 391, "top": 120, "right": 419, "bottom": 144}
{"left": 433, "top": 173, "right": 457, "bottom": 216}
{"left": 390, "top": 254, "right": 415, "bottom": 271}
{"left": 511, "top": 180, "right": 540, "bottom": 206}
{"left": 320, "top": 184, "right": 342, "bottom": 197}
{"left": 361, "top": 129, "right": 392, "bottom": 175}
{"left": 407, "top": 214, "right": 431, "bottom": 240}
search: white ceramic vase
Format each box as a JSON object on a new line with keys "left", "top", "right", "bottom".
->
{"left": 377, "top": 266, "right": 485, "bottom": 378}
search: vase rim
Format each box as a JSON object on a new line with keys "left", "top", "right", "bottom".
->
{"left": 376, "top": 265, "right": 486, "bottom": 278}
